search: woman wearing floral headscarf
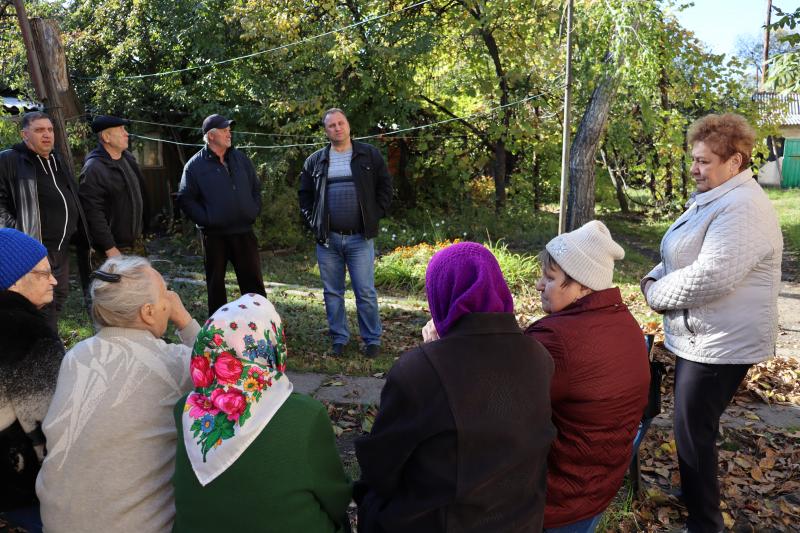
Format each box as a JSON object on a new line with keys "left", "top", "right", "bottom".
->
{"left": 355, "top": 242, "right": 555, "bottom": 532}
{"left": 171, "top": 292, "right": 352, "bottom": 533}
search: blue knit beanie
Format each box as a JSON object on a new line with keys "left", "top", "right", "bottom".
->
{"left": 0, "top": 228, "right": 48, "bottom": 290}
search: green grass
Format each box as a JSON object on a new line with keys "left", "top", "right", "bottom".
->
{"left": 56, "top": 187, "right": 799, "bottom": 374}
{"left": 767, "top": 188, "right": 800, "bottom": 257}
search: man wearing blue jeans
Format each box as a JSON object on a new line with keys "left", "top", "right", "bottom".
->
{"left": 299, "top": 108, "right": 392, "bottom": 358}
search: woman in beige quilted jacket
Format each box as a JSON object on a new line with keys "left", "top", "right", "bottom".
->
{"left": 641, "top": 113, "right": 782, "bottom": 533}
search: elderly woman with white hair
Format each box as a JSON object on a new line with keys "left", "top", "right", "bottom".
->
{"left": 36, "top": 255, "right": 199, "bottom": 533}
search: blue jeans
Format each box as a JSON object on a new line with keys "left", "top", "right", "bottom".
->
{"left": 316, "top": 232, "right": 381, "bottom": 346}
{"left": 544, "top": 512, "right": 603, "bottom": 533}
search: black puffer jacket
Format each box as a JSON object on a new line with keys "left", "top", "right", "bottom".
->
{"left": 176, "top": 146, "right": 261, "bottom": 235}
{"left": 298, "top": 141, "right": 393, "bottom": 243}
{"left": 79, "top": 144, "right": 148, "bottom": 251}
{"left": 0, "top": 143, "right": 90, "bottom": 246}
{"left": 0, "top": 290, "right": 64, "bottom": 510}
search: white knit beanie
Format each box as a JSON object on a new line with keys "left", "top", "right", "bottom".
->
{"left": 545, "top": 220, "right": 625, "bottom": 291}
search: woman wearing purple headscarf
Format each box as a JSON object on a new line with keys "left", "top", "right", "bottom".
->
{"left": 354, "top": 242, "right": 556, "bottom": 532}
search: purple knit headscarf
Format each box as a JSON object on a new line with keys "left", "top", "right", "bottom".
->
{"left": 425, "top": 242, "right": 514, "bottom": 337}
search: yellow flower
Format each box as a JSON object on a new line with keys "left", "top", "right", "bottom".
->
{"left": 242, "top": 377, "right": 259, "bottom": 393}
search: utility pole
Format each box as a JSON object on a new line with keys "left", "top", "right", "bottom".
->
{"left": 12, "top": 0, "right": 47, "bottom": 101}
{"left": 762, "top": 0, "right": 773, "bottom": 89}
{"left": 558, "top": 0, "right": 573, "bottom": 235}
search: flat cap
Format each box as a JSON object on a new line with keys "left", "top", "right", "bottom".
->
{"left": 91, "top": 115, "right": 131, "bottom": 133}
{"left": 202, "top": 114, "right": 234, "bottom": 134}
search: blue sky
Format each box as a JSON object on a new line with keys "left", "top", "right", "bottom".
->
{"left": 670, "top": 0, "right": 785, "bottom": 56}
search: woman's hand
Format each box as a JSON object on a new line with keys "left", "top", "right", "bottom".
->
{"left": 166, "top": 290, "right": 193, "bottom": 331}
{"left": 640, "top": 277, "right": 655, "bottom": 301}
{"left": 422, "top": 319, "right": 439, "bottom": 343}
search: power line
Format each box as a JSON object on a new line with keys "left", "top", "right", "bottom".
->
{"left": 125, "top": 118, "right": 317, "bottom": 138}
{"left": 76, "top": 0, "right": 433, "bottom": 81}
{"left": 129, "top": 84, "right": 565, "bottom": 150}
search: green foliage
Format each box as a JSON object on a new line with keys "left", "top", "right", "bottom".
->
{"left": 0, "top": 111, "right": 19, "bottom": 148}
{"left": 0, "top": 0, "right": 776, "bottom": 234}
{"left": 766, "top": 6, "right": 800, "bottom": 92}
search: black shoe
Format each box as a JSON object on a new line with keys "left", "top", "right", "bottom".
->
{"left": 331, "top": 343, "right": 345, "bottom": 357}
{"left": 365, "top": 344, "right": 380, "bottom": 358}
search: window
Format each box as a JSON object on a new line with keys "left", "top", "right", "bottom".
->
{"left": 132, "top": 131, "right": 164, "bottom": 168}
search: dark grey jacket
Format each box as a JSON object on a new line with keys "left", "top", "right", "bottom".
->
{"left": 79, "top": 145, "right": 147, "bottom": 251}
{"left": 0, "top": 143, "right": 90, "bottom": 246}
{"left": 298, "top": 141, "right": 393, "bottom": 243}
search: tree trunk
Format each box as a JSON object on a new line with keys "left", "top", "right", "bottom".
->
{"left": 659, "top": 66, "right": 674, "bottom": 202}
{"left": 532, "top": 150, "right": 542, "bottom": 210}
{"left": 494, "top": 139, "right": 507, "bottom": 212}
{"left": 567, "top": 71, "right": 616, "bottom": 230}
{"left": 600, "top": 147, "right": 628, "bottom": 213}
{"left": 681, "top": 126, "right": 689, "bottom": 201}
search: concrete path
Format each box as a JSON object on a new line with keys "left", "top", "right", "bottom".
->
{"left": 287, "top": 371, "right": 385, "bottom": 405}
{"left": 168, "top": 274, "right": 427, "bottom": 312}
{"left": 777, "top": 281, "right": 800, "bottom": 361}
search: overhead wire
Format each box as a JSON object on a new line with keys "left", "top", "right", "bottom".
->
{"left": 76, "top": 0, "right": 433, "bottom": 81}
{"left": 127, "top": 82, "right": 566, "bottom": 151}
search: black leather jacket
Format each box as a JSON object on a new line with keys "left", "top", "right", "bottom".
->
{"left": 298, "top": 141, "right": 393, "bottom": 243}
{"left": 0, "top": 144, "right": 90, "bottom": 247}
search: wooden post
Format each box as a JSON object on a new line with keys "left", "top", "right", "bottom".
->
{"left": 762, "top": 0, "right": 773, "bottom": 89}
{"left": 558, "top": 0, "right": 573, "bottom": 235}
{"left": 11, "top": 0, "right": 47, "bottom": 102}
{"left": 30, "top": 18, "right": 82, "bottom": 172}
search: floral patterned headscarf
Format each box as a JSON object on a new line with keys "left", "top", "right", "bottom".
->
{"left": 181, "top": 293, "right": 293, "bottom": 486}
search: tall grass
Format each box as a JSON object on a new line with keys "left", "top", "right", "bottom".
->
{"left": 374, "top": 240, "right": 540, "bottom": 294}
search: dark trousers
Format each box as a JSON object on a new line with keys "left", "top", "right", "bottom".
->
{"left": 41, "top": 249, "right": 70, "bottom": 332}
{"left": 674, "top": 357, "right": 751, "bottom": 533}
{"left": 202, "top": 230, "right": 266, "bottom": 316}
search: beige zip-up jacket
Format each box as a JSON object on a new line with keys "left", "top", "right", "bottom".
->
{"left": 644, "top": 169, "right": 782, "bottom": 364}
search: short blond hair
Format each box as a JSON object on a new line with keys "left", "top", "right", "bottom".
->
{"left": 688, "top": 113, "right": 755, "bottom": 171}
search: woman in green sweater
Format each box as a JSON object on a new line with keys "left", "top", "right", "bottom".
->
{"left": 172, "top": 293, "right": 352, "bottom": 532}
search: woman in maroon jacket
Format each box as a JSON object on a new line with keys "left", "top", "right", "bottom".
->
{"left": 525, "top": 221, "right": 650, "bottom": 533}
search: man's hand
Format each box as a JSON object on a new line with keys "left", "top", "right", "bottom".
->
{"left": 105, "top": 246, "right": 121, "bottom": 257}
{"left": 166, "top": 290, "right": 192, "bottom": 330}
{"left": 422, "top": 319, "right": 439, "bottom": 343}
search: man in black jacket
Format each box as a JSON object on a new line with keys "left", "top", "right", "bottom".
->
{"left": 298, "top": 108, "right": 392, "bottom": 358}
{"left": 79, "top": 115, "right": 147, "bottom": 258}
{"left": 177, "top": 114, "right": 266, "bottom": 315}
{"left": 0, "top": 111, "right": 91, "bottom": 330}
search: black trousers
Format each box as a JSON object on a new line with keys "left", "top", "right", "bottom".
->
{"left": 41, "top": 248, "right": 70, "bottom": 332}
{"left": 202, "top": 230, "right": 266, "bottom": 316}
{"left": 674, "top": 357, "right": 751, "bottom": 533}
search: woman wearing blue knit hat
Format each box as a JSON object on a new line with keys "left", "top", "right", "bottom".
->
{"left": 0, "top": 228, "right": 65, "bottom": 522}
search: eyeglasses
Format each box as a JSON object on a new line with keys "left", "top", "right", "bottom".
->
{"left": 29, "top": 268, "right": 54, "bottom": 280}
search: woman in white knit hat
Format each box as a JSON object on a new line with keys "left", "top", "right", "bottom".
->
{"left": 525, "top": 220, "right": 650, "bottom": 533}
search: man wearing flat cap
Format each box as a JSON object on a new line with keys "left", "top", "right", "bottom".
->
{"left": 0, "top": 111, "right": 91, "bottom": 330}
{"left": 79, "top": 115, "right": 147, "bottom": 259}
{"left": 177, "top": 114, "right": 266, "bottom": 315}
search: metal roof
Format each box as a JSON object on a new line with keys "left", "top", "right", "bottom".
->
{"left": 753, "top": 92, "right": 800, "bottom": 126}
